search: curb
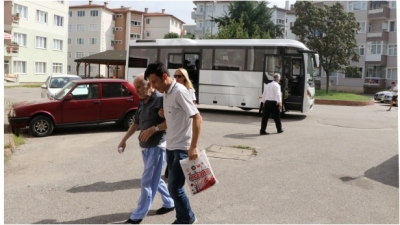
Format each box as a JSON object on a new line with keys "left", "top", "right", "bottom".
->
{"left": 315, "top": 99, "right": 375, "bottom": 106}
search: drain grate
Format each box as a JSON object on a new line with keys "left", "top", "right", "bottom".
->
{"left": 205, "top": 144, "right": 257, "bottom": 161}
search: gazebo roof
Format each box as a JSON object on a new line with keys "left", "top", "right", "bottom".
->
{"left": 74, "top": 50, "right": 126, "bottom": 65}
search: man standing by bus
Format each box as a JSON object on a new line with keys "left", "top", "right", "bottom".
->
{"left": 260, "top": 73, "right": 284, "bottom": 135}
{"left": 145, "top": 62, "right": 202, "bottom": 224}
{"left": 387, "top": 81, "right": 398, "bottom": 111}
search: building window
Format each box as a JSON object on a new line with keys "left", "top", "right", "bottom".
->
{"left": 114, "top": 40, "right": 122, "bottom": 44}
{"left": 387, "top": 68, "right": 397, "bottom": 79}
{"left": 146, "top": 31, "right": 150, "bottom": 37}
{"left": 54, "top": 15, "right": 63, "bottom": 27}
{"left": 56, "top": 0, "right": 64, "bottom": 3}
{"left": 68, "top": 24, "right": 71, "bottom": 32}
{"left": 89, "top": 24, "right": 98, "bottom": 31}
{"left": 348, "top": 1, "right": 366, "bottom": 11}
{"left": 171, "top": 20, "right": 174, "bottom": 25}
{"left": 68, "top": 52, "right": 71, "bottom": 58}
{"left": 89, "top": 38, "right": 97, "bottom": 45}
{"left": 115, "top": 14, "right": 123, "bottom": 18}
{"left": 69, "top": 11, "right": 72, "bottom": 17}
{"left": 36, "top": 36, "right": 47, "bottom": 48}
{"left": 223, "top": 5, "right": 229, "bottom": 13}
{"left": 13, "top": 61, "right": 27, "bottom": 74}
{"left": 276, "top": 19, "right": 285, "bottom": 25}
{"left": 389, "top": 21, "right": 397, "bottom": 32}
{"left": 130, "top": 34, "right": 141, "bottom": 39}
{"left": 90, "top": 65, "right": 97, "bottom": 72}
{"left": 354, "top": 45, "right": 365, "bottom": 56}
{"left": 388, "top": 45, "right": 397, "bottom": 56}
{"left": 77, "top": 38, "right": 84, "bottom": 45}
{"left": 115, "top": 27, "right": 122, "bottom": 31}
{"left": 14, "top": 33, "right": 27, "bottom": 47}
{"left": 77, "top": 24, "right": 84, "bottom": 31}
{"left": 90, "top": 10, "right": 98, "bottom": 16}
{"left": 68, "top": 38, "right": 71, "bottom": 44}
{"left": 53, "top": 63, "right": 62, "bottom": 74}
{"left": 146, "top": 18, "right": 151, "bottom": 24}
{"left": 131, "top": 20, "right": 141, "bottom": 26}
{"left": 37, "top": 10, "right": 48, "bottom": 23}
{"left": 35, "top": 62, "right": 46, "bottom": 74}
{"left": 199, "top": 5, "right": 204, "bottom": 12}
{"left": 367, "top": 41, "right": 386, "bottom": 54}
{"left": 111, "top": 40, "right": 114, "bottom": 46}
{"left": 199, "top": 22, "right": 203, "bottom": 28}
{"left": 14, "top": 4, "right": 27, "bottom": 19}
{"left": 76, "top": 52, "right": 84, "bottom": 58}
{"left": 53, "top": 39, "right": 63, "bottom": 50}
{"left": 358, "top": 21, "right": 366, "bottom": 33}
{"left": 77, "top": 11, "right": 85, "bottom": 17}
{"left": 68, "top": 65, "right": 71, "bottom": 72}
{"left": 390, "top": 1, "right": 396, "bottom": 8}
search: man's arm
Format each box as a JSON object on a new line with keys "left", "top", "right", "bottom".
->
{"left": 275, "top": 84, "right": 282, "bottom": 110}
{"left": 139, "top": 120, "right": 167, "bottom": 142}
{"left": 188, "top": 113, "right": 202, "bottom": 160}
{"left": 118, "top": 122, "right": 140, "bottom": 152}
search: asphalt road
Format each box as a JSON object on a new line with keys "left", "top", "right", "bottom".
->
{"left": 4, "top": 87, "right": 399, "bottom": 224}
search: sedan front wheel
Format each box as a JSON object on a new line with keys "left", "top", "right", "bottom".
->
{"left": 29, "top": 115, "right": 54, "bottom": 137}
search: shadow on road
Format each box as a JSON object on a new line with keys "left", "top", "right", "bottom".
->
{"left": 33, "top": 212, "right": 131, "bottom": 224}
{"left": 66, "top": 178, "right": 141, "bottom": 193}
{"left": 364, "top": 154, "right": 399, "bottom": 188}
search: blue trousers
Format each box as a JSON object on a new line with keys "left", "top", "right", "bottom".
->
{"left": 130, "top": 146, "right": 174, "bottom": 220}
{"left": 166, "top": 149, "right": 196, "bottom": 224}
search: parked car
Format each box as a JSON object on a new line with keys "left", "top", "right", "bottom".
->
{"left": 9, "top": 79, "right": 140, "bottom": 137}
{"left": 41, "top": 74, "right": 82, "bottom": 98}
{"left": 374, "top": 90, "right": 392, "bottom": 103}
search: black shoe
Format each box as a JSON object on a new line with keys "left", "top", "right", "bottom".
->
{"left": 125, "top": 219, "right": 142, "bottom": 224}
{"left": 156, "top": 207, "right": 175, "bottom": 215}
{"left": 277, "top": 129, "right": 284, "bottom": 134}
{"left": 260, "top": 131, "right": 269, "bottom": 135}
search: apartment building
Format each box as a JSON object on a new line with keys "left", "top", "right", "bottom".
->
{"left": 269, "top": 5, "right": 289, "bottom": 39}
{"left": 4, "top": 0, "right": 69, "bottom": 84}
{"left": 309, "top": 1, "right": 397, "bottom": 93}
{"left": 142, "top": 8, "right": 185, "bottom": 39}
{"left": 68, "top": 1, "right": 115, "bottom": 77}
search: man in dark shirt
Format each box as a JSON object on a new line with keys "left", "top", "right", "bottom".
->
{"left": 118, "top": 74, "right": 174, "bottom": 224}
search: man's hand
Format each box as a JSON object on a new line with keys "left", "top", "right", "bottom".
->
{"left": 188, "top": 147, "right": 199, "bottom": 160}
{"left": 158, "top": 108, "right": 165, "bottom": 118}
{"left": 117, "top": 141, "right": 126, "bottom": 153}
{"left": 139, "top": 126, "right": 156, "bottom": 142}
{"left": 278, "top": 103, "right": 282, "bottom": 110}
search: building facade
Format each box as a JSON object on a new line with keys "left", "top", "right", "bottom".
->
{"left": 4, "top": 0, "right": 69, "bottom": 84}
{"left": 68, "top": 1, "right": 115, "bottom": 77}
{"left": 142, "top": 8, "right": 185, "bottom": 39}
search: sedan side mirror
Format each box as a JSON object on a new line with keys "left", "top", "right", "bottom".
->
{"left": 64, "top": 94, "right": 72, "bottom": 101}
{"left": 41, "top": 84, "right": 47, "bottom": 89}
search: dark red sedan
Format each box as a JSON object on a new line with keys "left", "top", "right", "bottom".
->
{"left": 8, "top": 79, "right": 140, "bottom": 137}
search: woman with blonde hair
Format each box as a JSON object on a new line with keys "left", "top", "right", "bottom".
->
{"left": 173, "top": 68, "right": 196, "bottom": 103}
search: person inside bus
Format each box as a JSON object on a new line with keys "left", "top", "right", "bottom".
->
{"left": 260, "top": 73, "right": 284, "bottom": 135}
{"left": 160, "top": 68, "right": 197, "bottom": 178}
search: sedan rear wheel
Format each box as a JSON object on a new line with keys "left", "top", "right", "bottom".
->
{"left": 29, "top": 115, "right": 54, "bottom": 137}
{"left": 124, "top": 111, "right": 136, "bottom": 130}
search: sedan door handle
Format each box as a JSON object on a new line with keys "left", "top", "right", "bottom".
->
{"left": 126, "top": 99, "right": 133, "bottom": 102}
{"left": 93, "top": 100, "right": 101, "bottom": 104}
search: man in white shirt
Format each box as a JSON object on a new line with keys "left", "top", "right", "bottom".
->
{"left": 260, "top": 73, "right": 284, "bottom": 135}
{"left": 387, "top": 81, "right": 398, "bottom": 111}
{"left": 145, "top": 62, "right": 202, "bottom": 224}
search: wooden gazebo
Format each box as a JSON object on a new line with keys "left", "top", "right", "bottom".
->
{"left": 74, "top": 50, "right": 126, "bottom": 78}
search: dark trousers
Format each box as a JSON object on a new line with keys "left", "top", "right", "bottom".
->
{"left": 260, "top": 100, "right": 282, "bottom": 132}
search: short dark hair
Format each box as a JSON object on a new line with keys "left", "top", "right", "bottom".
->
{"left": 392, "top": 81, "right": 397, "bottom": 84}
{"left": 144, "top": 62, "right": 169, "bottom": 80}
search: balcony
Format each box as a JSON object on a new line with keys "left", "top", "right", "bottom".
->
{"left": 365, "top": 54, "right": 387, "bottom": 65}
{"left": 12, "top": 13, "right": 20, "bottom": 24}
{"left": 4, "top": 46, "right": 19, "bottom": 56}
{"left": 368, "top": 7, "right": 390, "bottom": 20}
{"left": 367, "top": 30, "right": 389, "bottom": 42}
{"left": 191, "top": 11, "right": 204, "bottom": 20}
{"left": 194, "top": 27, "right": 204, "bottom": 34}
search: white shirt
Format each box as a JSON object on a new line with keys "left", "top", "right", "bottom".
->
{"left": 392, "top": 86, "right": 398, "bottom": 96}
{"left": 164, "top": 80, "right": 199, "bottom": 150}
{"left": 262, "top": 81, "right": 282, "bottom": 103}
{"left": 189, "top": 88, "right": 197, "bottom": 101}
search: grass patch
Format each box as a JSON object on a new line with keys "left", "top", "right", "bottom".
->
{"left": 4, "top": 83, "right": 42, "bottom": 88}
{"left": 13, "top": 134, "right": 25, "bottom": 146}
{"left": 231, "top": 145, "right": 258, "bottom": 156}
{"left": 4, "top": 155, "right": 10, "bottom": 163}
{"left": 4, "top": 144, "right": 11, "bottom": 149}
{"left": 315, "top": 90, "right": 372, "bottom": 101}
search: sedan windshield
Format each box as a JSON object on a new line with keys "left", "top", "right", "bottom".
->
{"left": 54, "top": 82, "right": 75, "bottom": 100}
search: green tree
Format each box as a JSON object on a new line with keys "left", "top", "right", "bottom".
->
{"left": 291, "top": 1, "right": 360, "bottom": 93}
{"left": 164, "top": 32, "right": 179, "bottom": 39}
{"left": 211, "top": 1, "right": 282, "bottom": 39}
{"left": 214, "top": 14, "right": 249, "bottom": 39}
